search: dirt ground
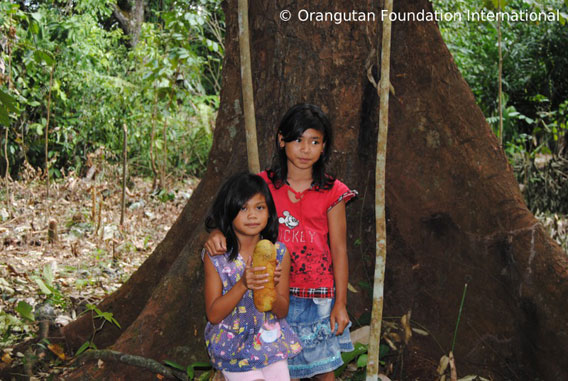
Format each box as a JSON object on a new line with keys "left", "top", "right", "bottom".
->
{"left": 0, "top": 163, "right": 196, "bottom": 378}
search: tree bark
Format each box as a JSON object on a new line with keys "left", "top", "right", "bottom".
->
{"left": 113, "top": 0, "right": 145, "bottom": 48}
{"left": 62, "top": 0, "right": 568, "bottom": 379}
{"left": 367, "top": 0, "right": 392, "bottom": 378}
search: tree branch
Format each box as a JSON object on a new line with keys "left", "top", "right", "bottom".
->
{"left": 77, "top": 349, "right": 188, "bottom": 380}
{"left": 112, "top": 4, "right": 130, "bottom": 30}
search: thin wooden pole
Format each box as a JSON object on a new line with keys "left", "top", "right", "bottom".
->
{"left": 237, "top": 0, "right": 260, "bottom": 173}
{"left": 366, "top": 0, "right": 393, "bottom": 379}
{"left": 4, "top": 127, "right": 9, "bottom": 204}
{"left": 120, "top": 123, "right": 127, "bottom": 226}
{"left": 497, "top": 2, "right": 503, "bottom": 146}
{"left": 45, "top": 64, "right": 55, "bottom": 199}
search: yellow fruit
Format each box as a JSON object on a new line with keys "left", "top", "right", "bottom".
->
{"left": 252, "top": 240, "right": 277, "bottom": 312}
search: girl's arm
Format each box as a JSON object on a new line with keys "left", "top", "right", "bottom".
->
{"left": 270, "top": 247, "right": 291, "bottom": 319}
{"left": 204, "top": 255, "right": 266, "bottom": 324}
{"left": 204, "top": 229, "right": 227, "bottom": 256}
{"left": 328, "top": 201, "right": 350, "bottom": 335}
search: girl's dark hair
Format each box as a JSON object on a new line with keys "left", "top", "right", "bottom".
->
{"left": 267, "top": 103, "right": 335, "bottom": 189}
{"left": 205, "top": 172, "right": 278, "bottom": 261}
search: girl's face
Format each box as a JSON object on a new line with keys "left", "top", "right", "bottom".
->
{"left": 232, "top": 193, "right": 269, "bottom": 238}
{"left": 279, "top": 128, "right": 325, "bottom": 171}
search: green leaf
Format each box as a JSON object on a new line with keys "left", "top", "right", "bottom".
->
{"left": 33, "top": 50, "right": 55, "bottom": 66}
{"left": 15, "top": 301, "right": 35, "bottom": 322}
{"left": 164, "top": 360, "right": 185, "bottom": 371}
{"left": 379, "top": 343, "right": 390, "bottom": 358}
{"left": 75, "top": 341, "right": 91, "bottom": 357}
{"left": 357, "top": 353, "right": 368, "bottom": 368}
{"left": 43, "top": 264, "right": 54, "bottom": 288}
{"left": 187, "top": 362, "right": 212, "bottom": 379}
{"left": 0, "top": 108, "right": 9, "bottom": 125}
{"left": 0, "top": 89, "right": 17, "bottom": 111}
{"left": 336, "top": 343, "right": 368, "bottom": 376}
{"left": 33, "top": 277, "right": 52, "bottom": 295}
{"left": 0, "top": 88, "right": 19, "bottom": 124}
{"left": 198, "top": 370, "right": 213, "bottom": 381}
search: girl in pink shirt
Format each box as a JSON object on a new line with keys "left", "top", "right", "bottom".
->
{"left": 205, "top": 104, "right": 356, "bottom": 380}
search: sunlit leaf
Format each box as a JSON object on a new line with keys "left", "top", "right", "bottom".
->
{"left": 33, "top": 277, "right": 52, "bottom": 295}
{"left": 357, "top": 353, "right": 368, "bottom": 368}
{"left": 48, "top": 343, "right": 66, "bottom": 360}
{"left": 15, "top": 301, "right": 35, "bottom": 322}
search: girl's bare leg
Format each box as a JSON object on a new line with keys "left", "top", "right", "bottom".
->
{"left": 315, "top": 371, "right": 335, "bottom": 381}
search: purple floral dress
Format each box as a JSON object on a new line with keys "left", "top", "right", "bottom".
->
{"left": 204, "top": 242, "right": 302, "bottom": 372}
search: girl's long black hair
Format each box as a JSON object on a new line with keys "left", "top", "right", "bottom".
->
{"left": 205, "top": 172, "right": 278, "bottom": 261}
{"left": 267, "top": 103, "right": 335, "bottom": 190}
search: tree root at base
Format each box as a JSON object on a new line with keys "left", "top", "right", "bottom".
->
{"left": 75, "top": 349, "right": 188, "bottom": 380}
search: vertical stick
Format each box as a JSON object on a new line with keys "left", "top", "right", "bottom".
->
{"left": 497, "top": 3, "right": 503, "bottom": 146}
{"left": 367, "top": 0, "right": 393, "bottom": 379}
{"left": 237, "top": 0, "right": 260, "bottom": 173}
{"left": 45, "top": 64, "right": 55, "bottom": 198}
{"left": 150, "top": 87, "right": 159, "bottom": 190}
{"left": 161, "top": 91, "right": 174, "bottom": 189}
{"left": 121, "top": 123, "right": 127, "bottom": 226}
{"left": 4, "top": 127, "right": 9, "bottom": 203}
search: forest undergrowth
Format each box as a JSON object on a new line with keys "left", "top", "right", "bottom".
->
{"left": 0, "top": 161, "right": 195, "bottom": 379}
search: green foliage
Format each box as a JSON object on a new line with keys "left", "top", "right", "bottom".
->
{"left": 433, "top": 0, "right": 568, "bottom": 216}
{"left": 334, "top": 342, "right": 390, "bottom": 379}
{"left": 15, "top": 301, "right": 35, "bottom": 322}
{"left": 31, "top": 263, "right": 70, "bottom": 308}
{"left": 1, "top": 309, "right": 33, "bottom": 346}
{"left": 164, "top": 359, "right": 212, "bottom": 380}
{"left": 75, "top": 303, "right": 121, "bottom": 356}
{"left": 1, "top": 0, "right": 223, "bottom": 179}
{"left": 433, "top": 0, "right": 568, "bottom": 156}
{"left": 85, "top": 303, "right": 121, "bottom": 329}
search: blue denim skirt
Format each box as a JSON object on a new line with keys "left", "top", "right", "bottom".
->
{"left": 286, "top": 296, "right": 354, "bottom": 379}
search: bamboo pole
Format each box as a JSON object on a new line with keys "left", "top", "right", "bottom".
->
{"left": 237, "top": 0, "right": 260, "bottom": 173}
{"left": 366, "top": 0, "right": 393, "bottom": 379}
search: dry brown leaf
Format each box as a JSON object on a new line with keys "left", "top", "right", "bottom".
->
{"left": 347, "top": 282, "right": 358, "bottom": 293}
{"left": 411, "top": 327, "right": 429, "bottom": 336}
{"left": 383, "top": 335, "right": 398, "bottom": 351}
{"left": 401, "top": 310, "right": 412, "bottom": 344}
{"left": 47, "top": 344, "right": 66, "bottom": 361}
{"left": 1, "top": 352, "right": 12, "bottom": 364}
{"left": 437, "top": 354, "right": 449, "bottom": 376}
{"left": 449, "top": 351, "right": 457, "bottom": 381}
{"left": 387, "top": 331, "right": 401, "bottom": 343}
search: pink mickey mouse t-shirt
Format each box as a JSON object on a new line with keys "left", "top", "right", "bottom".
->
{"left": 259, "top": 171, "right": 357, "bottom": 298}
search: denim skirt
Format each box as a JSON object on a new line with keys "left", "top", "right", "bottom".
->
{"left": 286, "top": 296, "right": 354, "bottom": 379}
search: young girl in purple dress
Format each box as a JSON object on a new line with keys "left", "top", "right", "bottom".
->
{"left": 203, "top": 172, "right": 301, "bottom": 380}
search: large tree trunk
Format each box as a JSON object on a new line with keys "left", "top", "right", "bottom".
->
{"left": 62, "top": 0, "right": 568, "bottom": 379}
{"left": 113, "top": 0, "right": 145, "bottom": 48}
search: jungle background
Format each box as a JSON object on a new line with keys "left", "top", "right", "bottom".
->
{"left": 0, "top": 0, "right": 567, "bottom": 379}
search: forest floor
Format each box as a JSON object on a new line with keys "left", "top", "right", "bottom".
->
{"left": 0, "top": 164, "right": 196, "bottom": 379}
